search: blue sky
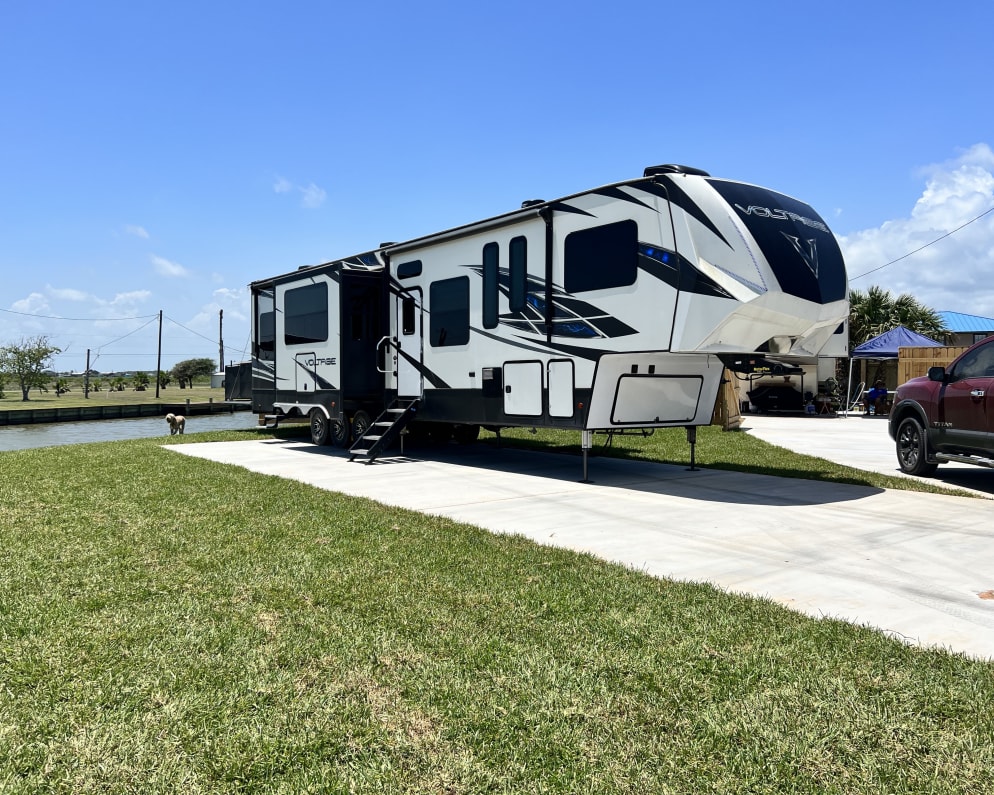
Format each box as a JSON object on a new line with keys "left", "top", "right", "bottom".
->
{"left": 2, "top": 1, "right": 993, "bottom": 373}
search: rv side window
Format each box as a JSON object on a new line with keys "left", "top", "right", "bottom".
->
{"left": 564, "top": 220, "right": 638, "bottom": 293}
{"left": 402, "top": 296, "right": 416, "bottom": 335}
{"left": 483, "top": 242, "right": 499, "bottom": 329}
{"left": 430, "top": 276, "right": 469, "bottom": 347}
{"left": 509, "top": 236, "right": 527, "bottom": 313}
{"left": 397, "top": 260, "right": 422, "bottom": 279}
{"left": 255, "top": 289, "right": 276, "bottom": 361}
{"left": 284, "top": 282, "right": 329, "bottom": 345}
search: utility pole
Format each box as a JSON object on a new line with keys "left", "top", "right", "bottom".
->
{"left": 155, "top": 309, "right": 163, "bottom": 398}
{"left": 219, "top": 309, "right": 224, "bottom": 372}
{"left": 84, "top": 349, "right": 91, "bottom": 398}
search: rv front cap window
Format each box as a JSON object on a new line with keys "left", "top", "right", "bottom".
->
{"left": 564, "top": 220, "right": 638, "bottom": 293}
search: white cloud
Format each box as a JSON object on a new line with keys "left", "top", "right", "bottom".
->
{"left": 273, "top": 175, "right": 327, "bottom": 209}
{"left": 110, "top": 290, "right": 152, "bottom": 306}
{"left": 11, "top": 292, "right": 51, "bottom": 314}
{"left": 124, "top": 224, "right": 150, "bottom": 239}
{"left": 151, "top": 255, "right": 190, "bottom": 278}
{"left": 840, "top": 143, "right": 994, "bottom": 318}
{"left": 299, "top": 182, "right": 327, "bottom": 209}
{"left": 47, "top": 285, "right": 90, "bottom": 302}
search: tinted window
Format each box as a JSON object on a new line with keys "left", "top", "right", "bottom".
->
{"left": 509, "top": 236, "right": 527, "bottom": 312}
{"left": 483, "top": 242, "right": 499, "bottom": 328}
{"left": 255, "top": 289, "right": 275, "bottom": 360}
{"left": 564, "top": 220, "right": 638, "bottom": 293}
{"left": 284, "top": 282, "right": 329, "bottom": 345}
{"left": 430, "top": 277, "right": 470, "bottom": 347}
{"left": 953, "top": 342, "right": 994, "bottom": 379}
{"left": 402, "top": 296, "right": 416, "bottom": 335}
{"left": 397, "top": 260, "right": 422, "bottom": 279}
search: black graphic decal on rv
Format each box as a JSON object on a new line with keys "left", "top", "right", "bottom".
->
{"left": 468, "top": 267, "right": 640, "bottom": 340}
{"left": 591, "top": 186, "right": 655, "bottom": 211}
{"left": 294, "top": 359, "right": 336, "bottom": 390}
{"left": 397, "top": 348, "right": 450, "bottom": 389}
{"left": 637, "top": 246, "right": 734, "bottom": 300}
{"left": 638, "top": 179, "right": 732, "bottom": 249}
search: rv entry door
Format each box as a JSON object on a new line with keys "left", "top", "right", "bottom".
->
{"left": 397, "top": 290, "right": 423, "bottom": 398}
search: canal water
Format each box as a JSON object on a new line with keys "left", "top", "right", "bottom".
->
{"left": 0, "top": 411, "right": 260, "bottom": 452}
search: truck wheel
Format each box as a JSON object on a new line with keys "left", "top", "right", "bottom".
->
{"left": 330, "top": 417, "right": 350, "bottom": 447}
{"left": 310, "top": 409, "right": 331, "bottom": 446}
{"left": 351, "top": 410, "right": 372, "bottom": 442}
{"left": 896, "top": 416, "right": 938, "bottom": 476}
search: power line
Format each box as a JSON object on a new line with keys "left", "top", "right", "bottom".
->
{"left": 850, "top": 204, "right": 994, "bottom": 280}
{"left": 0, "top": 307, "right": 159, "bottom": 321}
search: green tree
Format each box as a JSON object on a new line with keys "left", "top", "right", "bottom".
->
{"left": 848, "top": 285, "right": 946, "bottom": 347}
{"left": 158, "top": 370, "right": 172, "bottom": 390}
{"left": 0, "top": 336, "right": 62, "bottom": 401}
{"left": 848, "top": 286, "right": 947, "bottom": 389}
{"left": 133, "top": 371, "right": 150, "bottom": 391}
{"left": 172, "top": 357, "right": 215, "bottom": 389}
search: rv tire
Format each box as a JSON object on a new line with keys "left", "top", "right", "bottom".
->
{"left": 351, "top": 410, "right": 373, "bottom": 442}
{"left": 309, "top": 409, "right": 331, "bottom": 446}
{"left": 330, "top": 418, "right": 350, "bottom": 447}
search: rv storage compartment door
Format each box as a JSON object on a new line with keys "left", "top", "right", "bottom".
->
{"left": 611, "top": 375, "right": 702, "bottom": 424}
{"left": 548, "top": 359, "right": 575, "bottom": 418}
{"left": 295, "top": 352, "right": 318, "bottom": 393}
{"left": 503, "top": 361, "right": 543, "bottom": 417}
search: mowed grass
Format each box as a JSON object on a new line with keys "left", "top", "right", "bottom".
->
{"left": 1, "top": 432, "right": 993, "bottom": 793}
{"left": 0, "top": 384, "right": 226, "bottom": 410}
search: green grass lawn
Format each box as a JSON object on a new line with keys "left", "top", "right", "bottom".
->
{"left": 1, "top": 430, "right": 993, "bottom": 793}
{"left": 0, "top": 383, "right": 226, "bottom": 410}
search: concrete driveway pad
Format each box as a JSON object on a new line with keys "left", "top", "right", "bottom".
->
{"left": 171, "top": 438, "right": 994, "bottom": 660}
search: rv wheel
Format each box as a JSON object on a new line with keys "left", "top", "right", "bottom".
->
{"left": 309, "top": 409, "right": 331, "bottom": 446}
{"left": 329, "top": 418, "right": 350, "bottom": 447}
{"left": 351, "top": 410, "right": 372, "bottom": 442}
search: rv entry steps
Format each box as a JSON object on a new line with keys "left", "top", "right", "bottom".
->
{"left": 349, "top": 399, "right": 420, "bottom": 464}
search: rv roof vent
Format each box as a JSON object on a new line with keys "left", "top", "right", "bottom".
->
{"left": 379, "top": 241, "right": 397, "bottom": 248}
{"left": 643, "top": 164, "right": 710, "bottom": 178}
{"left": 521, "top": 199, "right": 544, "bottom": 208}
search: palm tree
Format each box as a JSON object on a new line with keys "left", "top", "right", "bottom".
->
{"left": 849, "top": 285, "right": 946, "bottom": 346}
{"left": 848, "top": 286, "right": 947, "bottom": 390}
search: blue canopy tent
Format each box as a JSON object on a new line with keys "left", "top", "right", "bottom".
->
{"left": 845, "top": 325, "right": 942, "bottom": 414}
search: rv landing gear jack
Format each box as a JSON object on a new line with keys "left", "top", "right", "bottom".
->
{"left": 581, "top": 430, "right": 593, "bottom": 483}
{"left": 686, "top": 425, "right": 699, "bottom": 471}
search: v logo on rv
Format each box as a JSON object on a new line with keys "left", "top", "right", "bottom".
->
{"left": 781, "top": 233, "right": 819, "bottom": 278}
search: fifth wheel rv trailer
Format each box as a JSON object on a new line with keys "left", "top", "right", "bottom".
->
{"left": 228, "top": 164, "right": 848, "bottom": 466}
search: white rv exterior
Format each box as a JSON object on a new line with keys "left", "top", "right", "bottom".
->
{"left": 235, "top": 165, "right": 848, "bottom": 451}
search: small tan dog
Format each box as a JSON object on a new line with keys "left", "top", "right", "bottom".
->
{"left": 165, "top": 413, "right": 186, "bottom": 435}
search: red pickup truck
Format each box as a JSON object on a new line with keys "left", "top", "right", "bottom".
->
{"left": 889, "top": 335, "right": 994, "bottom": 476}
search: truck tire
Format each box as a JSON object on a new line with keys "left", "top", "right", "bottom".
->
{"left": 310, "top": 409, "right": 331, "bottom": 446}
{"left": 896, "top": 416, "right": 938, "bottom": 476}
